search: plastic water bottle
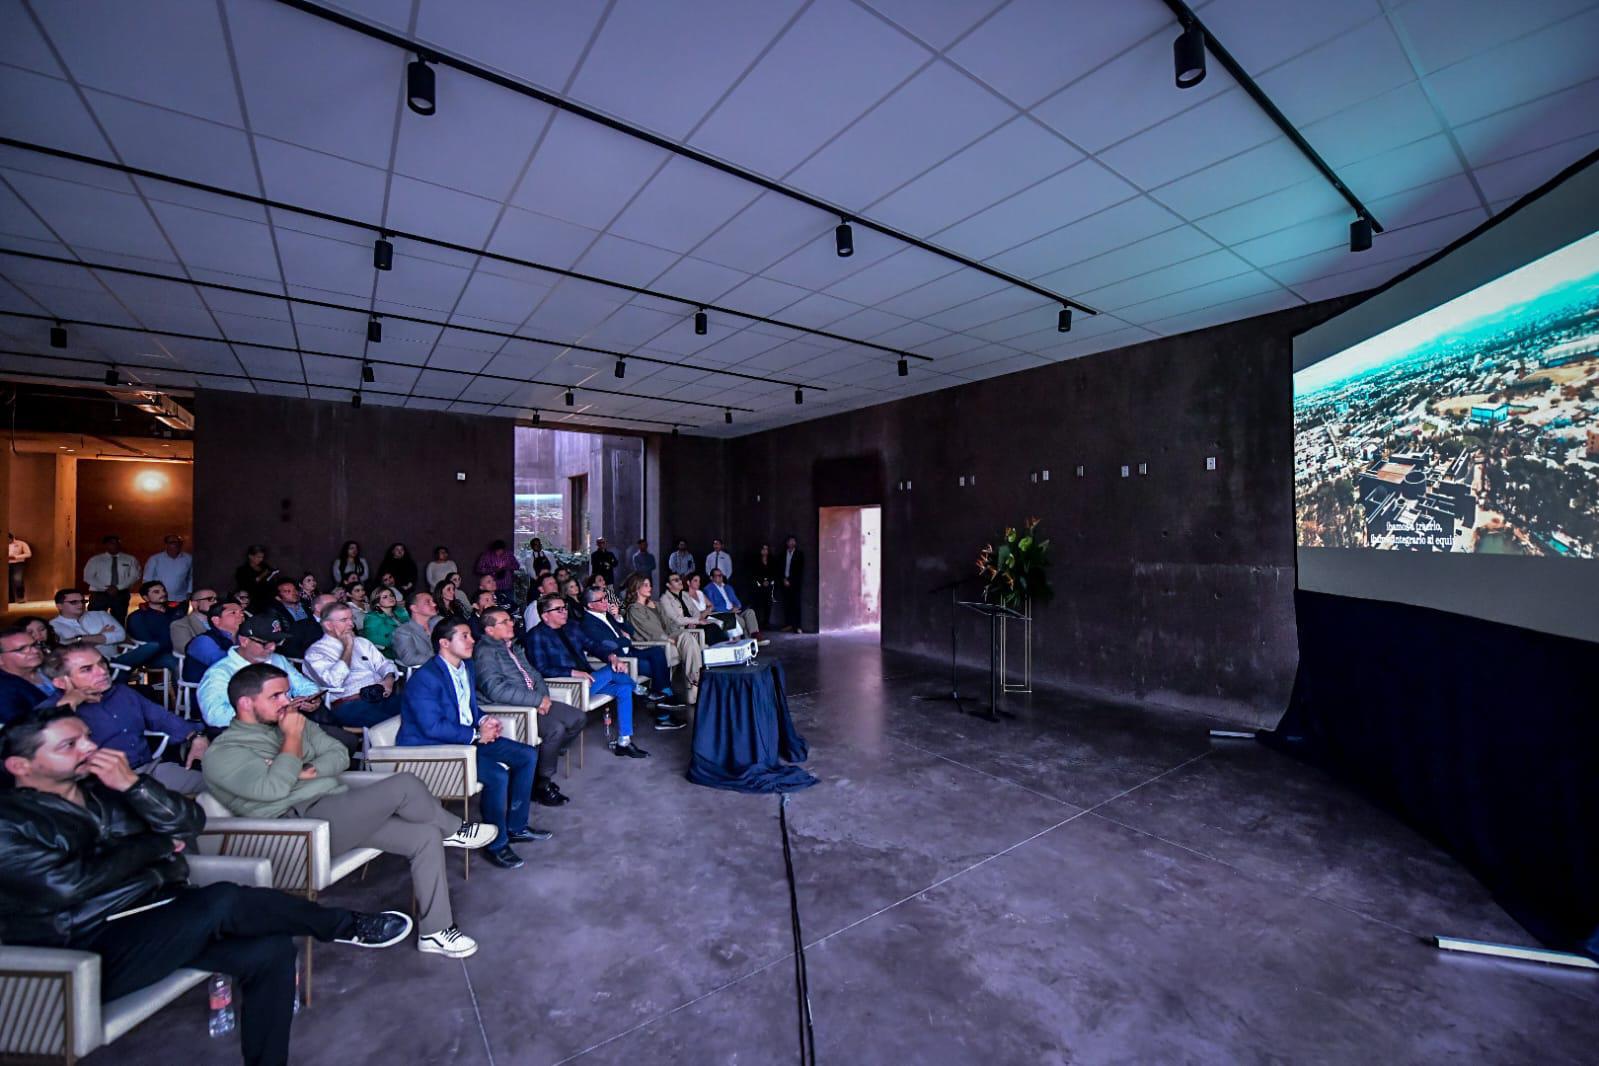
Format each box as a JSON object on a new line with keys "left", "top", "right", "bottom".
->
{"left": 207, "top": 974, "right": 236, "bottom": 1037}
{"left": 604, "top": 706, "right": 614, "bottom": 745}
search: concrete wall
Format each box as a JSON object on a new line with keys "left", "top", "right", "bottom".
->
{"left": 665, "top": 297, "right": 1360, "bottom": 725}
{"left": 6, "top": 453, "right": 68, "bottom": 601}
{"left": 193, "top": 391, "right": 513, "bottom": 593}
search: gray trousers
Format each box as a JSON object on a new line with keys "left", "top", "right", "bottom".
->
{"left": 536, "top": 700, "right": 584, "bottom": 781}
{"left": 141, "top": 760, "right": 206, "bottom": 796}
{"left": 300, "top": 774, "right": 461, "bottom": 936}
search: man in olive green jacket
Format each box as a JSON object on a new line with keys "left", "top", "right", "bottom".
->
{"left": 202, "top": 663, "right": 498, "bottom": 958}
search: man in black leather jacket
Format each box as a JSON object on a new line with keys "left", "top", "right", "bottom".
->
{"left": 0, "top": 706, "right": 412, "bottom": 1066}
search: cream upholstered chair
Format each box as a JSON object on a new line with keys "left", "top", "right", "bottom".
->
{"left": 363, "top": 716, "right": 484, "bottom": 877}
{"left": 544, "top": 675, "right": 614, "bottom": 769}
{"left": 0, "top": 854, "right": 271, "bottom": 1066}
{"left": 194, "top": 773, "right": 387, "bottom": 1002}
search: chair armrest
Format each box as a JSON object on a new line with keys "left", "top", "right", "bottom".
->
{"left": 0, "top": 946, "right": 100, "bottom": 1059}
{"left": 545, "top": 676, "right": 591, "bottom": 709}
{"left": 188, "top": 854, "right": 273, "bottom": 889}
{"left": 632, "top": 640, "right": 671, "bottom": 649}
{"left": 338, "top": 770, "right": 391, "bottom": 788}
{"left": 366, "top": 744, "right": 479, "bottom": 801}
{"left": 142, "top": 731, "right": 171, "bottom": 764}
{"left": 197, "top": 819, "right": 331, "bottom": 896}
{"left": 480, "top": 705, "right": 536, "bottom": 746}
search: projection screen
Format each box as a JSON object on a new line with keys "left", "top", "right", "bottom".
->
{"left": 1293, "top": 157, "right": 1599, "bottom": 642}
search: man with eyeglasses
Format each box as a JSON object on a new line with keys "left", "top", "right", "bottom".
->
{"left": 49, "top": 587, "right": 127, "bottom": 648}
{"left": 525, "top": 593, "right": 648, "bottom": 759}
{"left": 169, "top": 588, "right": 218, "bottom": 655}
{"left": 0, "top": 623, "right": 56, "bottom": 726}
{"left": 195, "top": 614, "right": 323, "bottom": 729}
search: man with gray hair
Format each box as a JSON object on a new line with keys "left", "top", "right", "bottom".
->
{"left": 304, "top": 600, "right": 402, "bottom": 728}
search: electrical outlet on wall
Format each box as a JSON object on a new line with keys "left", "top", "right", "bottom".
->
{"left": 1120, "top": 465, "right": 1130, "bottom": 478}
{"left": 1206, "top": 456, "right": 1217, "bottom": 471}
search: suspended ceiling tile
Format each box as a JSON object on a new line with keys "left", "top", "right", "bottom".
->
{"left": 1472, "top": 132, "right": 1599, "bottom": 203}
{"left": 1149, "top": 136, "right": 1322, "bottom": 221}
{"left": 690, "top": 191, "right": 829, "bottom": 275}
{"left": 1339, "top": 133, "right": 1463, "bottom": 205}
{"left": 1451, "top": 78, "right": 1599, "bottom": 169}
{"left": 989, "top": 196, "right": 1182, "bottom": 280}
{"left": 0, "top": 66, "right": 109, "bottom": 158}
{"left": 770, "top": 292, "right": 862, "bottom": 330}
{"left": 1292, "top": 250, "right": 1429, "bottom": 303}
{"left": 649, "top": 256, "right": 751, "bottom": 306}
{"left": 452, "top": 268, "right": 552, "bottom": 327}
{"left": 273, "top": 228, "right": 373, "bottom": 300}
{"left": 935, "top": 159, "right": 1136, "bottom": 261}
{"left": 948, "top": 0, "right": 1171, "bottom": 109}
{"left": 820, "top": 246, "right": 958, "bottom": 306}
{"left": 691, "top": 0, "right": 929, "bottom": 177}
{"left": 869, "top": 117, "right": 1082, "bottom": 236}
{"left": 372, "top": 255, "right": 473, "bottom": 314}
{"left": 1195, "top": 0, "right": 1383, "bottom": 75}
{"left": 1080, "top": 248, "right": 1254, "bottom": 313}
{"left": 486, "top": 206, "right": 600, "bottom": 271}
{"left": 393, "top": 71, "right": 551, "bottom": 202}
{"left": 253, "top": 138, "right": 387, "bottom": 225}
{"left": 1255, "top": 17, "right": 1414, "bottom": 129}
{"left": 1189, "top": 179, "right": 1346, "bottom": 247}
{"left": 147, "top": 200, "right": 282, "bottom": 282}
{"left": 825, "top": 306, "right": 914, "bottom": 341}
{"left": 384, "top": 176, "right": 503, "bottom": 251}
{"left": 608, "top": 156, "right": 764, "bottom": 255}
{"left": 420, "top": 345, "right": 492, "bottom": 375}
{"left": 787, "top": 61, "right": 1015, "bottom": 212}
{"left": 226, "top": 0, "right": 398, "bottom": 168}
{"left": 1364, "top": 172, "right": 1482, "bottom": 232}
{"left": 1034, "top": 223, "right": 1222, "bottom": 300}
{"left": 863, "top": 320, "right": 950, "bottom": 350}
{"left": 0, "top": 0, "right": 61, "bottom": 76}
{"left": 88, "top": 91, "right": 262, "bottom": 194}
{"left": 1389, "top": 0, "right": 1595, "bottom": 75}
{"left": 6, "top": 172, "right": 174, "bottom": 264}
{"left": 1297, "top": 82, "right": 1443, "bottom": 171}
{"left": 876, "top": 268, "right": 1007, "bottom": 320}
{"left": 207, "top": 310, "right": 297, "bottom": 348}
{"left": 570, "top": 0, "right": 802, "bottom": 140}
{"left": 36, "top": 0, "right": 242, "bottom": 126}
{"left": 857, "top": 0, "right": 1005, "bottom": 51}
{"left": 0, "top": 181, "right": 59, "bottom": 243}
{"left": 293, "top": 321, "right": 367, "bottom": 358}
{"left": 1114, "top": 268, "right": 1282, "bottom": 327}
{"left": 581, "top": 303, "right": 683, "bottom": 348}
{"left": 1097, "top": 88, "right": 1282, "bottom": 190}
{"left": 572, "top": 233, "right": 680, "bottom": 289}
{"left": 512, "top": 110, "right": 667, "bottom": 231}
{"left": 521, "top": 280, "right": 627, "bottom": 339}
{"left": 923, "top": 285, "right": 1050, "bottom": 333}
{"left": 415, "top": 0, "right": 607, "bottom": 94}
{"left": 713, "top": 274, "right": 811, "bottom": 319}
{"left": 1427, "top": 6, "right": 1599, "bottom": 127}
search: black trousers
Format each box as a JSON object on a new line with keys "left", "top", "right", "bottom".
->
{"left": 779, "top": 581, "right": 801, "bottom": 629}
{"left": 536, "top": 699, "right": 585, "bottom": 781}
{"left": 90, "top": 588, "right": 132, "bottom": 624}
{"left": 75, "top": 883, "right": 352, "bottom": 1066}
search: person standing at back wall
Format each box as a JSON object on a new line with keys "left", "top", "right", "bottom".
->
{"left": 84, "top": 534, "right": 140, "bottom": 624}
{"left": 780, "top": 535, "right": 806, "bottom": 633}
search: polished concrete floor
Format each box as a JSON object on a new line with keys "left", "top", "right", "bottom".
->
{"left": 99, "top": 632, "right": 1596, "bottom": 1065}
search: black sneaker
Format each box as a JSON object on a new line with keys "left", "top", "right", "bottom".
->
{"left": 335, "top": 910, "right": 413, "bottom": 948}
{"left": 508, "top": 826, "right": 553, "bottom": 843}
{"left": 613, "top": 741, "right": 651, "bottom": 758}
{"left": 653, "top": 714, "right": 686, "bottom": 731}
{"left": 483, "top": 846, "right": 525, "bottom": 869}
{"left": 533, "top": 782, "right": 570, "bottom": 807}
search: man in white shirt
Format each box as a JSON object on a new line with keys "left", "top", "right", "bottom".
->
{"left": 667, "top": 539, "right": 695, "bottom": 578}
{"left": 305, "top": 602, "right": 401, "bottom": 728}
{"left": 83, "top": 534, "right": 140, "bottom": 623}
{"left": 49, "top": 588, "right": 127, "bottom": 648}
{"left": 7, "top": 531, "right": 31, "bottom": 602}
{"left": 704, "top": 539, "right": 733, "bottom": 581}
{"left": 142, "top": 534, "right": 194, "bottom": 613}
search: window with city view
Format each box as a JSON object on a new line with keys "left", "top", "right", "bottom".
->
{"left": 513, "top": 427, "right": 644, "bottom": 571}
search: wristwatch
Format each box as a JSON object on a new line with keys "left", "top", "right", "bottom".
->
{"left": 471, "top": 727, "right": 482, "bottom": 743}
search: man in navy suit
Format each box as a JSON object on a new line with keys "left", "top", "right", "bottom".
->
{"left": 525, "top": 593, "right": 649, "bottom": 759}
{"left": 398, "top": 618, "right": 547, "bottom": 870}
{"left": 575, "top": 587, "right": 684, "bottom": 731}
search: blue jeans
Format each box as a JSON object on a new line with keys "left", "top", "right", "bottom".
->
{"left": 588, "top": 666, "right": 635, "bottom": 737}
{"left": 633, "top": 645, "right": 672, "bottom": 696}
{"left": 114, "top": 643, "right": 178, "bottom": 677}
{"left": 330, "top": 690, "right": 403, "bottom": 729}
{"left": 475, "top": 736, "right": 537, "bottom": 850}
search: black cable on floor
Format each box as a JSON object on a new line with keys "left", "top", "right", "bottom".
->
{"left": 779, "top": 793, "right": 816, "bottom": 1065}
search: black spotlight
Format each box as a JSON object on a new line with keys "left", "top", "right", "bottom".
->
{"left": 531, "top": 409, "right": 540, "bottom": 425}
{"left": 351, "top": 392, "right": 362, "bottom": 409}
{"left": 373, "top": 236, "right": 394, "bottom": 271}
{"left": 614, "top": 359, "right": 626, "bottom": 379}
{"left": 794, "top": 387, "right": 804, "bottom": 405}
{"left": 835, "top": 220, "right": 854, "bottom": 258}
{"left": 671, "top": 425, "right": 680, "bottom": 438}
{"left": 362, "top": 361, "right": 376, "bottom": 383}
{"left": 50, "top": 321, "right": 67, "bottom": 348}
{"left": 407, "top": 56, "right": 436, "bottom": 116}
{"left": 897, "top": 357, "right": 908, "bottom": 377}
{"left": 694, "top": 309, "right": 708, "bottom": 336}
{"left": 367, "top": 316, "right": 382, "bottom": 343}
{"left": 1058, "top": 306, "right": 1072, "bottom": 333}
{"left": 1174, "top": 23, "right": 1206, "bottom": 89}
{"left": 564, "top": 388, "right": 574, "bottom": 407}
{"left": 724, "top": 408, "right": 732, "bottom": 424}
{"left": 1350, "top": 216, "right": 1373, "bottom": 253}
{"left": 104, "top": 366, "right": 119, "bottom": 387}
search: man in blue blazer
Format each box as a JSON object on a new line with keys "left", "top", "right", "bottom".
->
{"left": 525, "top": 593, "right": 648, "bottom": 759}
{"left": 574, "top": 587, "right": 683, "bottom": 727}
{"left": 399, "top": 618, "right": 547, "bottom": 870}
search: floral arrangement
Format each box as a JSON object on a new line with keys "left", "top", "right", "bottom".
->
{"left": 976, "top": 516, "right": 1052, "bottom": 610}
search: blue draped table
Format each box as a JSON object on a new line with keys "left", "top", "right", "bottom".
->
{"left": 686, "top": 659, "right": 816, "bottom": 792}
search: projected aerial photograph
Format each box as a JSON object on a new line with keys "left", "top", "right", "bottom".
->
{"left": 1295, "top": 231, "right": 1599, "bottom": 558}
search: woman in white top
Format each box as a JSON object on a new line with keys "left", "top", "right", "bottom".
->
{"left": 680, "top": 572, "right": 729, "bottom": 645}
{"left": 424, "top": 546, "right": 457, "bottom": 590}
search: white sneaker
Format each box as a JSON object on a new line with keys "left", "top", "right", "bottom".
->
{"left": 418, "top": 925, "right": 478, "bottom": 958}
{"left": 443, "top": 821, "right": 498, "bottom": 850}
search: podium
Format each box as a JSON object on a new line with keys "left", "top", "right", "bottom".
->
{"left": 957, "top": 600, "right": 1025, "bottom": 722}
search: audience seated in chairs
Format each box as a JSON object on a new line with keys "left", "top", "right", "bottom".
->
{"left": 195, "top": 614, "right": 324, "bottom": 730}
{"left": 659, "top": 572, "right": 728, "bottom": 645}
{"left": 0, "top": 706, "right": 412, "bottom": 1066}
{"left": 706, "top": 568, "right": 767, "bottom": 645}
{"left": 467, "top": 588, "right": 498, "bottom": 640}
{"left": 526, "top": 593, "right": 649, "bottom": 759}
{"left": 49, "top": 588, "right": 138, "bottom": 665}
{"left": 361, "top": 586, "right": 409, "bottom": 654}
{"left": 125, "top": 580, "right": 183, "bottom": 676}
{"left": 398, "top": 619, "right": 549, "bottom": 870}
{"left": 204, "top": 663, "right": 497, "bottom": 960}
{"left": 622, "top": 574, "right": 704, "bottom": 704}
{"left": 522, "top": 573, "right": 560, "bottom": 631}
{"left": 391, "top": 589, "right": 441, "bottom": 668}
{"left": 169, "top": 588, "right": 217, "bottom": 655}
{"left": 40, "top": 645, "right": 208, "bottom": 795}
{"left": 345, "top": 581, "right": 370, "bottom": 631}
{"left": 266, "top": 578, "right": 321, "bottom": 659}
{"left": 576, "top": 587, "right": 685, "bottom": 728}
{"left": 473, "top": 607, "right": 582, "bottom": 808}
{"left": 183, "top": 598, "right": 243, "bottom": 683}
{"left": 683, "top": 572, "right": 732, "bottom": 644}
{"left": 304, "top": 602, "right": 403, "bottom": 729}
{"left": 0, "top": 622, "right": 58, "bottom": 726}
{"left": 434, "top": 577, "right": 470, "bottom": 622}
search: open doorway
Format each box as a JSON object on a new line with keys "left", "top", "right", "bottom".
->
{"left": 818, "top": 505, "right": 881, "bottom": 637}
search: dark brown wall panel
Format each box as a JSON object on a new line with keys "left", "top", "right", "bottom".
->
{"left": 192, "top": 391, "right": 513, "bottom": 593}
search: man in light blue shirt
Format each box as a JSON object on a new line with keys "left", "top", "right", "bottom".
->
{"left": 198, "top": 613, "right": 322, "bottom": 728}
{"left": 142, "top": 534, "right": 194, "bottom": 611}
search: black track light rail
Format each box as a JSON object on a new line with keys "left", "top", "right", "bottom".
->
{"left": 270, "top": 0, "right": 1100, "bottom": 316}
{"left": 0, "top": 137, "right": 925, "bottom": 365}
{"left": 0, "top": 249, "right": 828, "bottom": 393}
{"left": 0, "top": 310, "right": 757, "bottom": 413}
{"left": 0, "top": 350, "right": 691, "bottom": 430}
{"left": 1157, "top": 0, "right": 1383, "bottom": 232}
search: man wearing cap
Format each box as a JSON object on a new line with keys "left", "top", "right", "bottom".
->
{"left": 196, "top": 613, "right": 323, "bottom": 729}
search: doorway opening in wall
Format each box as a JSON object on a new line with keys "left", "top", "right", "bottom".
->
{"left": 817, "top": 505, "right": 881, "bottom": 638}
{"left": 513, "top": 426, "right": 643, "bottom": 574}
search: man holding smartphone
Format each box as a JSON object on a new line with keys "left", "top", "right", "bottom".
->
{"left": 195, "top": 614, "right": 324, "bottom": 729}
